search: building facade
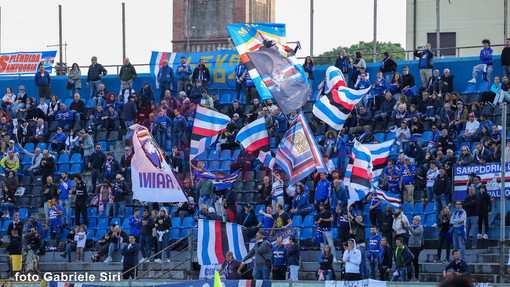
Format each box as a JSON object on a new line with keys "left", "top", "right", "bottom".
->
{"left": 173, "top": 0, "right": 275, "bottom": 53}
{"left": 406, "top": 0, "right": 508, "bottom": 57}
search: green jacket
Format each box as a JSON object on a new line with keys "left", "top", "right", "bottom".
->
{"left": 119, "top": 64, "right": 137, "bottom": 81}
{"left": 198, "top": 179, "right": 214, "bottom": 197}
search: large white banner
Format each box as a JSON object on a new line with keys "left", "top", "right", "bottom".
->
{"left": 130, "top": 124, "right": 187, "bottom": 202}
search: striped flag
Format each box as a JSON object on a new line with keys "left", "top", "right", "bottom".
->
{"left": 344, "top": 140, "right": 373, "bottom": 191}
{"left": 190, "top": 106, "right": 231, "bottom": 160}
{"left": 364, "top": 140, "right": 395, "bottom": 186}
{"left": 324, "top": 66, "right": 347, "bottom": 93}
{"left": 197, "top": 220, "right": 248, "bottom": 265}
{"left": 194, "top": 170, "right": 241, "bottom": 190}
{"left": 236, "top": 118, "right": 275, "bottom": 169}
{"left": 372, "top": 181, "right": 402, "bottom": 209}
{"left": 313, "top": 84, "right": 371, "bottom": 130}
{"left": 275, "top": 111, "right": 327, "bottom": 185}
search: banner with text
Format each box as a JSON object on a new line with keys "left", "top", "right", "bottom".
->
{"left": 325, "top": 279, "right": 386, "bottom": 287}
{"left": 149, "top": 50, "right": 240, "bottom": 90}
{"left": 0, "top": 51, "right": 57, "bottom": 75}
{"left": 454, "top": 163, "right": 510, "bottom": 199}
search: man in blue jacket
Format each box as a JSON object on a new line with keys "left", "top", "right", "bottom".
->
{"left": 271, "top": 236, "right": 288, "bottom": 280}
{"left": 158, "top": 59, "right": 175, "bottom": 101}
{"left": 50, "top": 127, "right": 67, "bottom": 153}
{"left": 139, "top": 209, "right": 155, "bottom": 263}
{"left": 35, "top": 65, "right": 51, "bottom": 99}
{"left": 58, "top": 171, "right": 72, "bottom": 228}
{"left": 103, "top": 152, "right": 121, "bottom": 182}
{"left": 272, "top": 107, "right": 287, "bottom": 147}
{"left": 128, "top": 208, "right": 142, "bottom": 240}
{"left": 121, "top": 234, "right": 139, "bottom": 279}
{"left": 469, "top": 39, "right": 493, "bottom": 84}
{"left": 234, "top": 62, "right": 247, "bottom": 100}
{"left": 374, "top": 92, "right": 396, "bottom": 130}
{"left": 175, "top": 56, "right": 192, "bottom": 93}
{"left": 414, "top": 43, "right": 434, "bottom": 87}
{"left": 55, "top": 104, "right": 74, "bottom": 131}
{"left": 367, "top": 226, "right": 382, "bottom": 279}
{"left": 172, "top": 109, "right": 186, "bottom": 150}
{"left": 153, "top": 109, "right": 172, "bottom": 150}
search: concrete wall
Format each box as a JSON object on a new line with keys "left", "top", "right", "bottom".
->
{"left": 406, "top": 0, "right": 508, "bottom": 57}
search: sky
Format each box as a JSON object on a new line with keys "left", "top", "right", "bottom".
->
{"left": 0, "top": 0, "right": 406, "bottom": 74}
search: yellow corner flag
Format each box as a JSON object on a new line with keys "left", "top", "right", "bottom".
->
{"left": 214, "top": 271, "right": 222, "bottom": 287}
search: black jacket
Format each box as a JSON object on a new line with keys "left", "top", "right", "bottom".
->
{"left": 287, "top": 243, "right": 300, "bottom": 266}
{"left": 463, "top": 194, "right": 479, "bottom": 217}
{"left": 414, "top": 49, "right": 434, "bottom": 69}
{"left": 43, "top": 182, "right": 58, "bottom": 202}
{"left": 6, "top": 236, "right": 22, "bottom": 255}
{"left": 502, "top": 46, "right": 510, "bottom": 66}
{"left": 478, "top": 192, "right": 491, "bottom": 214}
{"left": 437, "top": 135, "right": 454, "bottom": 151}
{"left": 7, "top": 221, "right": 23, "bottom": 239}
{"left": 87, "top": 63, "right": 108, "bottom": 82}
{"left": 235, "top": 210, "right": 258, "bottom": 228}
{"left": 89, "top": 151, "right": 106, "bottom": 169}
{"left": 379, "top": 58, "right": 397, "bottom": 74}
{"left": 155, "top": 216, "right": 172, "bottom": 231}
{"left": 40, "top": 156, "right": 55, "bottom": 175}
{"left": 433, "top": 174, "right": 450, "bottom": 196}
{"left": 26, "top": 233, "right": 42, "bottom": 251}
{"left": 444, "top": 259, "right": 470, "bottom": 274}
{"left": 380, "top": 245, "right": 393, "bottom": 269}
{"left": 140, "top": 216, "right": 155, "bottom": 236}
{"left": 192, "top": 65, "right": 211, "bottom": 83}
{"left": 402, "top": 73, "right": 415, "bottom": 89}
{"left": 381, "top": 210, "right": 394, "bottom": 232}
{"left": 69, "top": 100, "right": 85, "bottom": 114}
{"left": 441, "top": 75, "right": 454, "bottom": 94}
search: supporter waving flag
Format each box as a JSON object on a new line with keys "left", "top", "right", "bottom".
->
{"left": 312, "top": 66, "right": 371, "bottom": 130}
{"left": 236, "top": 117, "right": 275, "bottom": 169}
{"left": 194, "top": 170, "right": 241, "bottom": 190}
{"left": 344, "top": 140, "right": 373, "bottom": 206}
{"left": 371, "top": 181, "right": 402, "bottom": 209}
{"left": 364, "top": 139, "right": 395, "bottom": 186}
{"left": 190, "top": 106, "right": 231, "bottom": 160}
{"left": 226, "top": 23, "right": 310, "bottom": 114}
{"left": 275, "top": 111, "right": 326, "bottom": 185}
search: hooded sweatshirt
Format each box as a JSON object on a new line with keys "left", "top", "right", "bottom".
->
{"left": 342, "top": 239, "right": 362, "bottom": 274}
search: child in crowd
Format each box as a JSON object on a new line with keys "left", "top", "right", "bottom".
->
{"left": 76, "top": 224, "right": 87, "bottom": 262}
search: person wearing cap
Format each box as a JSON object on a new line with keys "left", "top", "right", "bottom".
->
{"left": 139, "top": 81, "right": 155, "bottom": 104}
{"left": 235, "top": 204, "right": 259, "bottom": 238}
{"left": 175, "top": 56, "right": 192, "bottom": 93}
{"left": 218, "top": 250, "right": 242, "bottom": 279}
{"left": 189, "top": 80, "right": 206, "bottom": 103}
{"left": 49, "top": 127, "right": 66, "bottom": 153}
{"left": 157, "top": 59, "right": 175, "bottom": 101}
{"left": 90, "top": 223, "right": 118, "bottom": 262}
{"left": 477, "top": 184, "right": 491, "bottom": 240}
{"left": 457, "top": 113, "right": 480, "bottom": 146}
{"left": 26, "top": 215, "right": 44, "bottom": 236}
{"left": 450, "top": 101, "right": 468, "bottom": 134}
{"left": 0, "top": 149, "right": 19, "bottom": 176}
{"left": 87, "top": 56, "right": 107, "bottom": 99}
{"left": 4, "top": 140, "right": 19, "bottom": 159}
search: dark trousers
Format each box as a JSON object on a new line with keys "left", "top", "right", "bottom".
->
{"left": 344, "top": 273, "right": 361, "bottom": 281}
{"left": 75, "top": 200, "right": 88, "bottom": 226}
{"left": 478, "top": 213, "right": 489, "bottom": 235}
{"left": 91, "top": 168, "right": 103, "bottom": 190}
{"left": 38, "top": 86, "right": 51, "bottom": 99}
{"left": 369, "top": 209, "right": 383, "bottom": 228}
{"left": 122, "top": 265, "right": 136, "bottom": 279}
{"left": 409, "top": 247, "right": 421, "bottom": 280}
{"left": 272, "top": 265, "right": 286, "bottom": 280}
{"left": 437, "top": 233, "right": 451, "bottom": 261}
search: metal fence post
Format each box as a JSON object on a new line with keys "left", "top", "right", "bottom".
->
{"left": 189, "top": 228, "right": 194, "bottom": 271}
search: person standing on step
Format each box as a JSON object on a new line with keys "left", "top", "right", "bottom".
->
{"left": 46, "top": 198, "right": 64, "bottom": 249}
{"left": 477, "top": 184, "right": 491, "bottom": 241}
{"left": 121, "top": 234, "right": 139, "bottom": 279}
{"left": 238, "top": 230, "right": 272, "bottom": 280}
{"left": 58, "top": 171, "right": 72, "bottom": 228}
{"left": 271, "top": 236, "right": 288, "bottom": 280}
{"left": 450, "top": 201, "right": 467, "bottom": 260}
{"left": 404, "top": 216, "right": 424, "bottom": 282}
{"left": 390, "top": 237, "right": 414, "bottom": 282}
{"left": 367, "top": 226, "right": 382, "bottom": 280}
{"left": 139, "top": 209, "right": 155, "bottom": 263}
{"left": 287, "top": 235, "right": 300, "bottom": 281}
{"left": 89, "top": 143, "right": 106, "bottom": 191}
{"left": 463, "top": 186, "right": 479, "bottom": 250}
{"left": 73, "top": 173, "right": 88, "bottom": 226}
{"left": 218, "top": 250, "right": 242, "bottom": 279}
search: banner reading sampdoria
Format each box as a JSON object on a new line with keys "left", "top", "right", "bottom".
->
{"left": 149, "top": 50, "right": 240, "bottom": 90}
{"left": 0, "top": 51, "right": 57, "bottom": 75}
{"left": 454, "top": 162, "right": 510, "bottom": 200}
{"left": 130, "top": 124, "right": 187, "bottom": 203}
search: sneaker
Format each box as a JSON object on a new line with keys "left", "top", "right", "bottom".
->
{"left": 154, "top": 258, "right": 162, "bottom": 263}
{"left": 104, "top": 256, "right": 113, "bottom": 263}
{"left": 121, "top": 256, "right": 124, "bottom": 263}
{"left": 433, "top": 259, "right": 439, "bottom": 263}
{"left": 468, "top": 78, "right": 476, "bottom": 84}
{"left": 139, "top": 257, "right": 146, "bottom": 263}
{"left": 483, "top": 234, "right": 489, "bottom": 239}
{"left": 443, "top": 259, "right": 449, "bottom": 264}
{"left": 90, "top": 255, "right": 97, "bottom": 262}
{"left": 60, "top": 253, "right": 66, "bottom": 258}
{"left": 472, "top": 246, "right": 477, "bottom": 250}
{"left": 477, "top": 233, "right": 482, "bottom": 240}
{"left": 431, "top": 223, "right": 438, "bottom": 228}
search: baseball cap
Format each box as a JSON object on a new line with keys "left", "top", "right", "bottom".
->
{"left": 469, "top": 112, "right": 475, "bottom": 117}
{"left": 8, "top": 140, "right": 14, "bottom": 143}
{"left": 179, "top": 91, "right": 186, "bottom": 96}
{"left": 57, "top": 127, "right": 63, "bottom": 131}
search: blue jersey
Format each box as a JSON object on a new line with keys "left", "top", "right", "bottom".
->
{"left": 48, "top": 205, "right": 64, "bottom": 226}
{"left": 385, "top": 167, "right": 400, "bottom": 193}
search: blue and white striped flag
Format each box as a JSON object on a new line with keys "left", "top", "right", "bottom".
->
{"left": 194, "top": 170, "right": 240, "bottom": 191}
{"left": 197, "top": 220, "right": 247, "bottom": 265}
{"left": 190, "top": 106, "right": 231, "bottom": 160}
{"left": 371, "top": 181, "right": 402, "bottom": 209}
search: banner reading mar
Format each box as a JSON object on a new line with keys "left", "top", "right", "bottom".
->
{"left": 0, "top": 51, "right": 56, "bottom": 75}
{"left": 454, "top": 162, "right": 510, "bottom": 198}
{"left": 130, "top": 124, "right": 187, "bottom": 203}
{"left": 149, "top": 50, "right": 240, "bottom": 90}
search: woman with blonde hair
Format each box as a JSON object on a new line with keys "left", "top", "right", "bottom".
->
{"left": 154, "top": 207, "right": 171, "bottom": 263}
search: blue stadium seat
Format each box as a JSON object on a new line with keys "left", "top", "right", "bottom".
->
{"left": 69, "top": 164, "right": 82, "bottom": 175}
{"left": 302, "top": 214, "right": 314, "bottom": 228}
{"left": 23, "top": 143, "right": 35, "bottom": 153}
{"left": 332, "top": 228, "right": 339, "bottom": 240}
{"left": 18, "top": 208, "right": 28, "bottom": 220}
{"left": 87, "top": 208, "right": 99, "bottom": 219}
{"left": 196, "top": 151, "right": 207, "bottom": 161}
{"left": 88, "top": 218, "right": 98, "bottom": 229}
{"left": 94, "top": 229, "right": 107, "bottom": 241}
{"left": 462, "top": 83, "right": 477, "bottom": 94}
{"left": 97, "top": 141, "right": 107, "bottom": 151}
{"left": 169, "top": 229, "right": 181, "bottom": 240}
{"left": 110, "top": 217, "right": 122, "bottom": 226}
{"left": 220, "top": 150, "right": 231, "bottom": 160}
{"left": 254, "top": 205, "right": 265, "bottom": 214}
{"left": 220, "top": 93, "right": 234, "bottom": 105}
{"left": 389, "top": 144, "right": 399, "bottom": 156}
{"left": 422, "top": 131, "right": 433, "bottom": 145}
{"left": 300, "top": 227, "right": 314, "bottom": 239}
{"left": 209, "top": 161, "right": 220, "bottom": 172}
{"left": 64, "top": 99, "right": 73, "bottom": 108}
{"left": 121, "top": 219, "right": 130, "bottom": 230}
{"left": 423, "top": 214, "right": 436, "bottom": 227}
{"left": 232, "top": 149, "right": 240, "bottom": 159}
{"left": 291, "top": 215, "right": 303, "bottom": 228}
{"left": 69, "top": 153, "right": 82, "bottom": 164}
{"left": 374, "top": 133, "right": 386, "bottom": 143}
{"left": 402, "top": 203, "right": 412, "bottom": 214}
{"left": 96, "top": 218, "right": 109, "bottom": 230}
{"left": 172, "top": 217, "right": 182, "bottom": 228}
{"left": 385, "top": 133, "right": 396, "bottom": 141}
{"left": 86, "top": 98, "right": 94, "bottom": 108}
{"left": 36, "top": 143, "right": 47, "bottom": 151}
{"left": 315, "top": 135, "right": 324, "bottom": 143}
{"left": 58, "top": 153, "right": 70, "bottom": 164}
{"left": 55, "top": 164, "right": 69, "bottom": 175}
{"left": 219, "top": 160, "right": 231, "bottom": 172}
{"left": 0, "top": 220, "right": 12, "bottom": 233}
{"left": 412, "top": 202, "right": 425, "bottom": 215}
{"left": 477, "top": 82, "right": 490, "bottom": 93}
{"left": 21, "top": 155, "right": 32, "bottom": 165}
{"left": 424, "top": 203, "right": 435, "bottom": 214}
{"left": 181, "top": 217, "right": 195, "bottom": 229}
{"left": 209, "top": 150, "right": 220, "bottom": 160}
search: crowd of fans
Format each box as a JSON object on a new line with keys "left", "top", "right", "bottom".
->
{"left": 2, "top": 38, "right": 510, "bottom": 282}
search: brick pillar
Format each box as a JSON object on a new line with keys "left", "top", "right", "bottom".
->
{"left": 173, "top": 0, "right": 186, "bottom": 52}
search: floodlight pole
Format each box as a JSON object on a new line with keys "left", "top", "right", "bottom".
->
{"left": 500, "top": 102, "right": 507, "bottom": 283}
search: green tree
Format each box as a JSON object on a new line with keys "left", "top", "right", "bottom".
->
{"left": 313, "top": 41, "right": 405, "bottom": 66}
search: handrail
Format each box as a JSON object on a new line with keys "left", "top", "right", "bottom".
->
{"left": 121, "top": 233, "right": 191, "bottom": 277}
{"left": 135, "top": 246, "right": 190, "bottom": 279}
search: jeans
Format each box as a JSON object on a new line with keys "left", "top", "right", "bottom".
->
{"left": 91, "top": 168, "right": 103, "bottom": 191}
{"left": 198, "top": 196, "right": 212, "bottom": 209}
{"left": 159, "top": 82, "right": 171, "bottom": 102}
{"left": 252, "top": 265, "right": 270, "bottom": 280}
{"left": 374, "top": 113, "right": 390, "bottom": 129}
{"left": 93, "top": 97, "right": 106, "bottom": 108}
{"left": 390, "top": 267, "right": 407, "bottom": 282}
{"left": 44, "top": 201, "right": 50, "bottom": 221}
{"left": 434, "top": 194, "right": 448, "bottom": 224}
{"left": 369, "top": 261, "right": 377, "bottom": 279}
{"left": 89, "top": 80, "right": 102, "bottom": 99}
{"left": 1, "top": 202, "right": 15, "bottom": 217}
{"left": 70, "top": 87, "right": 81, "bottom": 98}
{"left": 157, "top": 232, "right": 170, "bottom": 260}
{"left": 49, "top": 224, "right": 62, "bottom": 247}
{"left": 108, "top": 242, "right": 126, "bottom": 258}
{"left": 466, "top": 216, "right": 479, "bottom": 247}
{"left": 289, "top": 265, "right": 299, "bottom": 281}
{"left": 359, "top": 245, "right": 368, "bottom": 278}
{"left": 494, "top": 91, "right": 510, "bottom": 105}
{"left": 426, "top": 187, "right": 434, "bottom": 203}
{"left": 153, "top": 123, "right": 169, "bottom": 150}
{"left": 177, "top": 79, "right": 189, "bottom": 93}
{"left": 472, "top": 63, "right": 493, "bottom": 83}
{"left": 114, "top": 201, "right": 127, "bottom": 218}
{"left": 457, "top": 133, "right": 479, "bottom": 146}
{"left": 235, "top": 80, "right": 246, "bottom": 101}
{"left": 452, "top": 227, "right": 466, "bottom": 260}
{"left": 65, "top": 242, "right": 76, "bottom": 261}
{"left": 11, "top": 102, "right": 25, "bottom": 113}
{"left": 424, "top": 108, "right": 435, "bottom": 118}
{"left": 140, "top": 235, "right": 152, "bottom": 258}
{"left": 124, "top": 120, "right": 134, "bottom": 139}
{"left": 59, "top": 198, "right": 71, "bottom": 226}
{"left": 99, "top": 201, "right": 111, "bottom": 218}
{"left": 503, "top": 66, "right": 510, "bottom": 78}
{"left": 319, "top": 230, "right": 337, "bottom": 260}
{"left": 173, "top": 131, "right": 183, "bottom": 150}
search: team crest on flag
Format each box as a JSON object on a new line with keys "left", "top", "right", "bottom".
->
{"left": 130, "top": 125, "right": 187, "bottom": 203}
{"left": 275, "top": 111, "right": 326, "bottom": 184}
{"left": 198, "top": 220, "right": 248, "bottom": 265}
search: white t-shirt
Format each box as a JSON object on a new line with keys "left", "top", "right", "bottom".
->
{"left": 76, "top": 231, "right": 87, "bottom": 248}
{"left": 426, "top": 168, "right": 439, "bottom": 187}
{"left": 466, "top": 120, "right": 480, "bottom": 135}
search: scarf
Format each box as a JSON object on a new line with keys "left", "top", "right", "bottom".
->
{"left": 198, "top": 66, "right": 205, "bottom": 81}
